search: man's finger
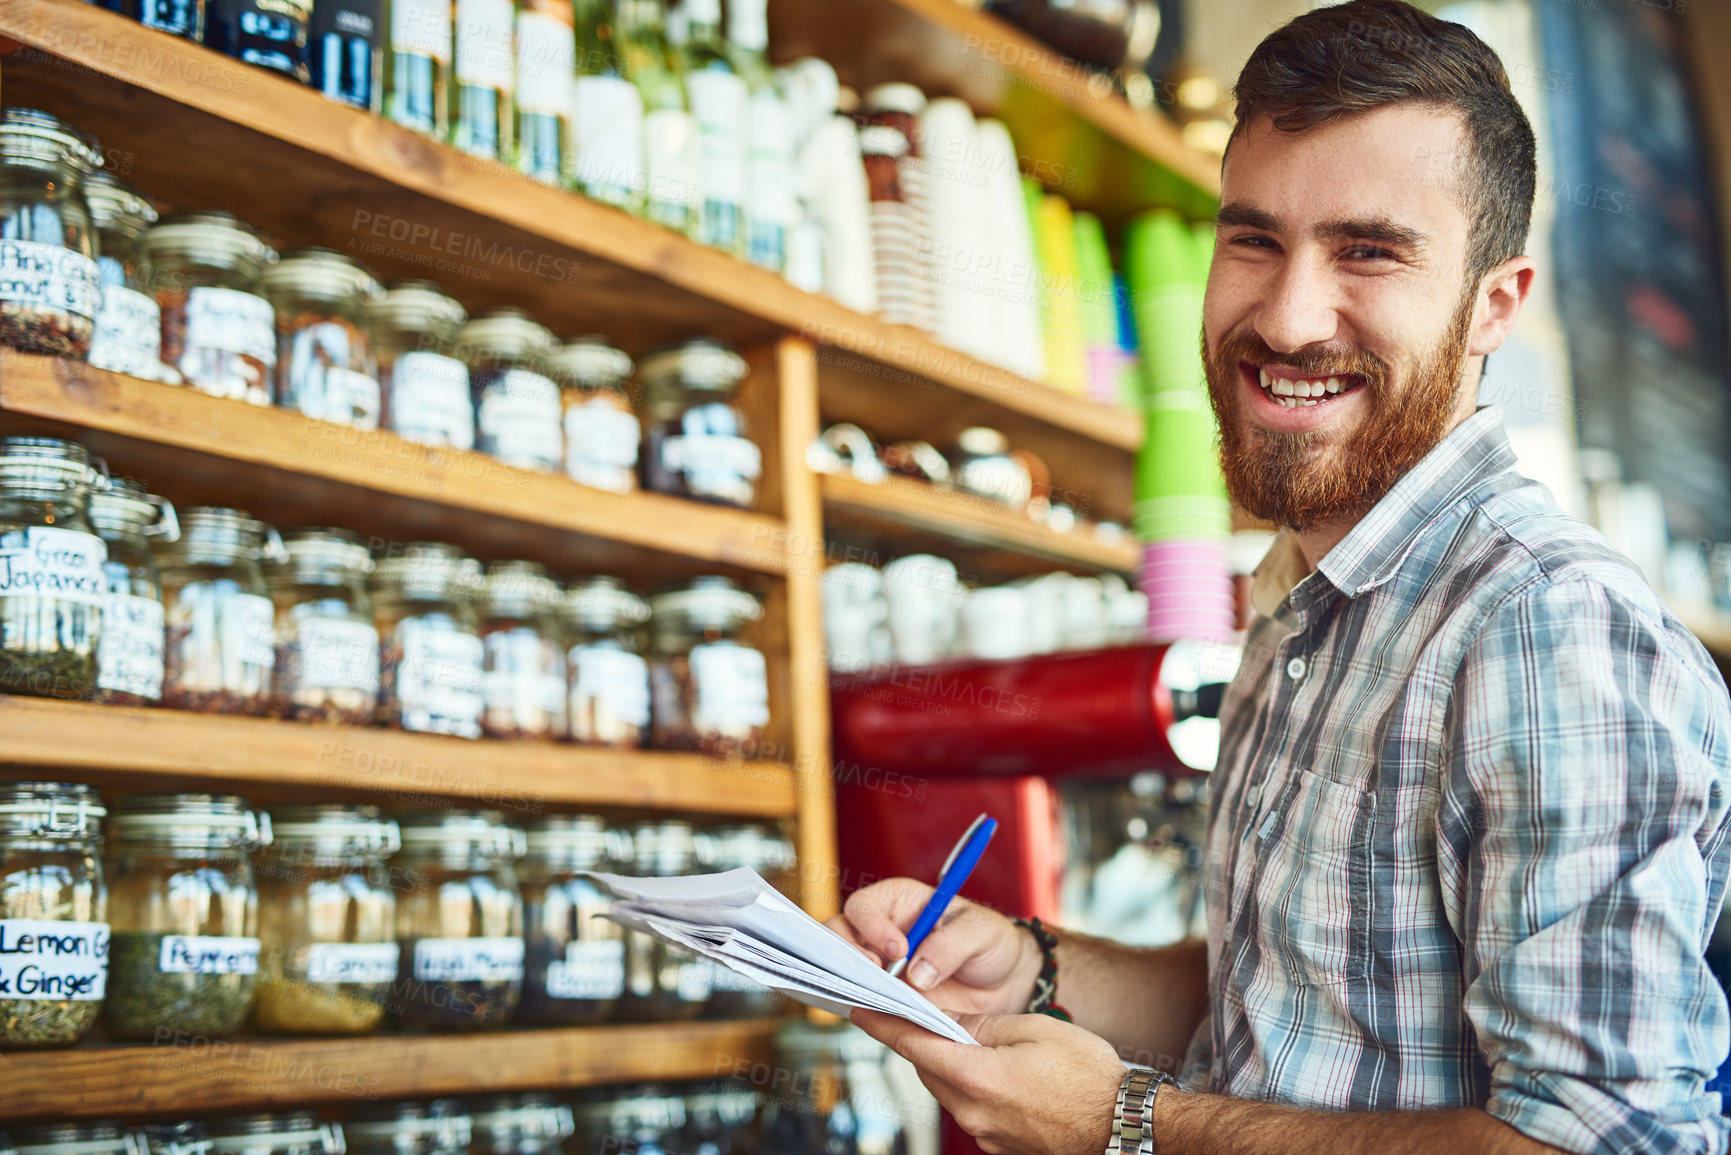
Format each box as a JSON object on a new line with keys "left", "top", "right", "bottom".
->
{"left": 951, "top": 1011, "right": 1047, "bottom": 1047}
{"left": 841, "top": 878, "right": 939, "bottom": 961}
{"left": 901, "top": 904, "right": 1017, "bottom": 993}
{"left": 849, "top": 1007, "right": 972, "bottom": 1078}
{"left": 823, "top": 915, "right": 886, "bottom": 967}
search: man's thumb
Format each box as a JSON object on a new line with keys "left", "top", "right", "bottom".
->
{"left": 950, "top": 1011, "right": 1037, "bottom": 1047}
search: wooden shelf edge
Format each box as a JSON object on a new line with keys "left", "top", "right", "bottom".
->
{"left": 0, "top": 1018, "right": 779, "bottom": 1121}
{"left": 0, "top": 698, "right": 799, "bottom": 817}
{"left": 1669, "top": 602, "right": 1731, "bottom": 664}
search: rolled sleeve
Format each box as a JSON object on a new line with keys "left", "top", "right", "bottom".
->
{"left": 1439, "top": 576, "right": 1731, "bottom": 1155}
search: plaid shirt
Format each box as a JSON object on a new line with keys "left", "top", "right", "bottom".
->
{"left": 1178, "top": 406, "right": 1731, "bottom": 1154}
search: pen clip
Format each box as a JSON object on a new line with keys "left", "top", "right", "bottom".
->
{"left": 939, "top": 813, "right": 991, "bottom": 877}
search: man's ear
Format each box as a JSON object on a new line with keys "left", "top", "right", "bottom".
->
{"left": 1468, "top": 255, "right": 1537, "bottom": 358}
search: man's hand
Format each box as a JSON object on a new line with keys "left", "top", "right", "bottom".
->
{"left": 825, "top": 877, "right": 1042, "bottom": 1013}
{"left": 851, "top": 1007, "right": 1124, "bottom": 1155}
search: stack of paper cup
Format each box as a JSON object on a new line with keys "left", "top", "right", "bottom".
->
{"left": 1074, "top": 211, "right": 1125, "bottom": 406}
{"left": 1029, "top": 185, "right": 1087, "bottom": 395}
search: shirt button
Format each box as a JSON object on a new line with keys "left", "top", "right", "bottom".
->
{"left": 1286, "top": 656, "right": 1307, "bottom": 680}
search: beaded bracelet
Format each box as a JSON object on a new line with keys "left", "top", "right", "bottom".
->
{"left": 1013, "top": 916, "right": 1062, "bottom": 1016}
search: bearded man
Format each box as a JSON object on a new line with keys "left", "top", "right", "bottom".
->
{"left": 826, "top": 2, "right": 1731, "bottom": 1153}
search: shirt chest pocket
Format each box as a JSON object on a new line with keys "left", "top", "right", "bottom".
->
{"left": 1248, "top": 768, "right": 1376, "bottom": 986}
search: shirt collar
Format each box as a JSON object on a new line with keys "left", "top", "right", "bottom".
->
{"left": 1249, "top": 405, "right": 1519, "bottom": 615}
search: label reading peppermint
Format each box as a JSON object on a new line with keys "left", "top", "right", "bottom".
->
{"left": 392, "top": 0, "right": 452, "bottom": 59}
{"left": 544, "top": 938, "right": 625, "bottom": 1000}
{"left": 570, "top": 75, "right": 644, "bottom": 194}
{"left": 390, "top": 352, "right": 474, "bottom": 449}
{"left": 0, "top": 240, "right": 100, "bottom": 321}
{"left": 691, "top": 642, "right": 769, "bottom": 730}
{"left": 306, "top": 941, "right": 400, "bottom": 984}
{"left": 97, "top": 592, "right": 165, "bottom": 699}
{"left": 570, "top": 646, "right": 649, "bottom": 726}
{"left": 88, "top": 285, "right": 163, "bottom": 377}
{"left": 396, "top": 618, "right": 485, "bottom": 737}
{"left": 295, "top": 615, "right": 381, "bottom": 692}
{"left": 185, "top": 287, "right": 276, "bottom": 365}
{"left": 0, "top": 527, "right": 108, "bottom": 607}
{"left": 0, "top": 920, "right": 109, "bottom": 1000}
{"left": 412, "top": 936, "right": 523, "bottom": 983}
{"left": 515, "top": 11, "right": 574, "bottom": 116}
{"left": 158, "top": 935, "right": 260, "bottom": 976}
{"left": 478, "top": 369, "right": 562, "bottom": 468}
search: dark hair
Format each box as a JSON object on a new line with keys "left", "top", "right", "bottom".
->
{"left": 1229, "top": 0, "right": 1536, "bottom": 283}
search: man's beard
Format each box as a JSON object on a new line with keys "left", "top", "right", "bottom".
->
{"left": 1203, "top": 293, "right": 1475, "bottom": 532}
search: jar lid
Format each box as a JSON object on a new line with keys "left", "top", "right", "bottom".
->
{"left": 0, "top": 436, "right": 108, "bottom": 496}
{"left": 522, "top": 814, "right": 626, "bottom": 868}
{"left": 162, "top": 507, "right": 285, "bottom": 563}
{"left": 638, "top": 339, "right": 747, "bottom": 394}
{"left": 465, "top": 1095, "right": 574, "bottom": 1149}
{"left": 84, "top": 171, "right": 159, "bottom": 235}
{"left": 132, "top": 1122, "right": 212, "bottom": 1155}
{"left": 395, "top": 810, "right": 525, "bottom": 859}
{"left": 371, "top": 542, "right": 485, "bottom": 603}
{"left": 457, "top": 309, "right": 557, "bottom": 361}
{"left": 276, "top": 527, "right": 375, "bottom": 577}
{"left": 0, "top": 782, "right": 106, "bottom": 840}
{"left": 548, "top": 337, "right": 633, "bottom": 388}
{"left": 107, "top": 794, "right": 272, "bottom": 851}
{"left": 483, "top": 560, "right": 563, "bottom": 617}
{"left": 563, "top": 577, "right": 649, "bottom": 631}
{"left": 367, "top": 280, "right": 468, "bottom": 336}
{"left": 648, "top": 577, "right": 762, "bottom": 632}
{"left": 626, "top": 819, "right": 700, "bottom": 874}
{"left": 203, "top": 1115, "right": 342, "bottom": 1155}
{"left": 956, "top": 426, "right": 1009, "bottom": 456}
{"left": 703, "top": 824, "right": 793, "bottom": 873}
{"left": 142, "top": 212, "right": 277, "bottom": 276}
{"left": 0, "top": 108, "right": 103, "bottom": 174}
{"left": 863, "top": 82, "right": 927, "bottom": 117}
{"left": 11, "top": 1123, "right": 143, "bottom": 1155}
{"left": 343, "top": 1101, "right": 470, "bottom": 1150}
{"left": 266, "top": 804, "right": 400, "bottom": 857}
{"left": 858, "top": 124, "right": 909, "bottom": 159}
{"left": 90, "top": 477, "right": 180, "bottom": 541}
{"left": 259, "top": 248, "right": 381, "bottom": 305}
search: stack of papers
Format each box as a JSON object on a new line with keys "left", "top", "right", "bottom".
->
{"left": 586, "top": 867, "right": 978, "bottom": 1046}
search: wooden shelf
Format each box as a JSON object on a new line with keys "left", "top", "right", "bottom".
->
{"left": 0, "top": 698, "right": 798, "bottom": 817}
{"left": 1670, "top": 602, "right": 1731, "bottom": 664}
{"left": 0, "top": 1018, "right": 779, "bottom": 1121}
{"left": 0, "top": 355, "right": 787, "bottom": 581}
{"left": 821, "top": 472, "right": 1138, "bottom": 579}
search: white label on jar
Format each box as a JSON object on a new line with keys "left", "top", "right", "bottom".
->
{"left": 185, "top": 287, "right": 276, "bottom": 366}
{"left": 0, "top": 240, "right": 101, "bottom": 321}
{"left": 544, "top": 938, "right": 624, "bottom": 999}
{"left": 570, "top": 75, "right": 644, "bottom": 193}
{"left": 691, "top": 642, "right": 769, "bottom": 729}
{"left": 330, "top": 367, "right": 383, "bottom": 429}
{"left": 747, "top": 88, "right": 796, "bottom": 229}
{"left": 687, "top": 69, "right": 748, "bottom": 204}
{"left": 483, "top": 629, "right": 563, "bottom": 713}
{"left": 390, "top": 351, "right": 475, "bottom": 449}
{"left": 515, "top": 11, "right": 574, "bottom": 116}
{"left": 97, "top": 592, "right": 165, "bottom": 699}
{"left": 563, "top": 401, "right": 640, "bottom": 489}
{"left": 158, "top": 935, "right": 260, "bottom": 976}
{"left": 645, "top": 107, "right": 699, "bottom": 214}
{"left": 392, "top": 0, "right": 451, "bottom": 59}
{"left": 306, "top": 941, "right": 400, "bottom": 984}
{"left": 412, "top": 936, "right": 524, "bottom": 982}
{"left": 659, "top": 434, "right": 762, "bottom": 478}
{"left": 88, "top": 285, "right": 163, "bottom": 377}
{"left": 0, "top": 920, "right": 109, "bottom": 1001}
{"left": 676, "top": 957, "right": 715, "bottom": 1002}
{"left": 0, "top": 526, "right": 109, "bottom": 607}
{"left": 296, "top": 616, "right": 381, "bottom": 692}
{"left": 570, "top": 645, "right": 649, "bottom": 726}
{"left": 225, "top": 592, "right": 279, "bottom": 670}
{"left": 455, "top": 0, "right": 514, "bottom": 89}
{"left": 397, "top": 618, "right": 485, "bottom": 738}
{"left": 478, "top": 369, "right": 562, "bottom": 466}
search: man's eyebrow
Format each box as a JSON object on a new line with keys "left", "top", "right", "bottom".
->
{"left": 1216, "top": 204, "right": 1429, "bottom": 251}
{"left": 1216, "top": 203, "right": 1279, "bottom": 231}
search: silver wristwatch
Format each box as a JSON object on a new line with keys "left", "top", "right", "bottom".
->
{"left": 1106, "top": 1066, "right": 1180, "bottom": 1155}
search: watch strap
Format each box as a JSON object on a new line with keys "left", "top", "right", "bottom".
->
{"left": 1107, "top": 1066, "right": 1178, "bottom": 1155}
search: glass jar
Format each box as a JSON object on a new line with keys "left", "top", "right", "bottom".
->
{"left": 134, "top": 1121, "right": 213, "bottom": 1155}
{"left": 0, "top": 109, "right": 103, "bottom": 359}
{"left": 0, "top": 782, "right": 108, "bottom": 1048}
{"left": 371, "top": 542, "right": 486, "bottom": 738}
{"left": 90, "top": 479, "right": 178, "bottom": 706}
{"left": 104, "top": 793, "right": 269, "bottom": 1041}
{"left": 12, "top": 1123, "right": 141, "bottom": 1155}
{"left": 466, "top": 1094, "right": 575, "bottom": 1154}
{"left": 516, "top": 815, "right": 629, "bottom": 1026}
{"left": 647, "top": 578, "right": 768, "bottom": 755}
{"left": 155, "top": 507, "right": 283, "bottom": 716}
{"left": 85, "top": 170, "right": 168, "bottom": 380}
{"left": 680, "top": 1081, "right": 760, "bottom": 1155}
{"left": 344, "top": 1101, "right": 471, "bottom": 1155}
{"left": 481, "top": 560, "right": 566, "bottom": 740}
{"left": 0, "top": 437, "right": 110, "bottom": 699}
{"left": 563, "top": 577, "right": 650, "bottom": 749}
{"left": 389, "top": 810, "right": 525, "bottom": 1031}
{"left": 701, "top": 824, "right": 792, "bottom": 1019}
{"left": 459, "top": 310, "right": 564, "bottom": 472}
{"left": 639, "top": 341, "right": 758, "bottom": 508}
{"left": 761, "top": 1022, "right": 905, "bottom": 1155}
{"left": 141, "top": 212, "right": 278, "bottom": 405}
{"left": 368, "top": 281, "right": 474, "bottom": 450}
{"left": 617, "top": 819, "right": 712, "bottom": 1022}
{"left": 204, "top": 1115, "right": 343, "bottom": 1155}
{"left": 551, "top": 337, "right": 640, "bottom": 494}
{"left": 259, "top": 248, "right": 383, "bottom": 428}
{"left": 575, "top": 1089, "right": 685, "bottom": 1155}
{"left": 268, "top": 528, "right": 381, "bottom": 725}
{"left": 253, "top": 804, "right": 399, "bottom": 1035}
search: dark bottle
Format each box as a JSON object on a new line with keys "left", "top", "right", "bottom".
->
{"left": 384, "top": 0, "right": 452, "bottom": 136}
{"left": 138, "top": 0, "right": 205, "bottom": 40}
{"left": 310, "top": 0, "right": 384, "bottom": 110}
{"left": 206, "top": 0, "right": 314, "bottom": 82}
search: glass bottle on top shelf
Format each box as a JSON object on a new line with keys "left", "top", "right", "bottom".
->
{"left": 513, "top": 0, "right": 575, "bottom": 183}
{"left": 367, "top": 280, "right": 475, "bottom": 450}
{"left": 154, "top": 507, "right": 284, "bottom": 716}
{"left": 616, "top": 819, "right": 711, "bottom": 1021}
{"left": 90, "top": 478, "right": 178, "bottom": 707}
{"left": 618, "top": 0, "right": 696, "bottom": 233}
{"left": 550, "top": 336, "right": 639, "bottom": 493}
{"left": 516, "top": 815, "right": 629, "bottom": 1026}
{"left": 563, "top": 576, "right": 650, "bottom": 749}
{"left": 344, "top": 1101, "right": 472, "bottom": 1155}
{"left": 452, "top": 0, "right": 516, "bottom": 159}
{"left": 479, "top": 559, "right": 567, "bottom": 740}
{"left": 0, "top": 109, "right": 103, "bottom": 359}
{"left": 202, "top": 1115, "right": 343, "bottom": 1155}
{"left": 0, "top": 438, "right": 109, "bottom": 700}
{"left": 140, "top": 212, "right": 278, "bottom": 405}
{"left": 371, "top": 542, "right": 486, "bottom": 738}
{"left": 390, "top": 810, "right": 526, "bottom": 1031}
{"left": 206, "top": 0, "right": 313, "bottom": 82}
{"left": 104, "top": 793, "right": 270, "bottom": 1041}
{"left": 258, "top": 249, "right": 383, "bottom": 429}
{"left": 309, "top": 0, "right": 384, "bottom": 112}
{"left": 679, "top": 0, "right": 745, "bottom": 257}
{"left": 84, "top": 170, "right": 167, "bottom": 380}
{"left": 639, "top": 340, "right": 759, "bottom": 508}
{"left": 384, "top": 0, "right": 452, "bottom": 136}
{"left": 730, "top": 0, "right": 793, "bottom": 273}
{"left": 139, "top": 0, "right": 206, "bottom": 41}
{"left": 568, "top": 0, "right": 643, "bottom": 210}
{"left": 647, "top": 577, "right": 767, "bottom": 754}
{"left": 268, "top": 528, "right": 382, "bottom": 725}
{"left": 0, "top": 782, "right": 108, "bottom": 1049}
{"left": 459, "top": 309, "right": 564, "bottom": 472}
{"left": 253, "top": 804, "right": 400, "bottom": 1035}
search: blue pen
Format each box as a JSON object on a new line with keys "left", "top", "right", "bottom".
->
{"left": 888, "top": 812, "right": 998, "bottom": 979}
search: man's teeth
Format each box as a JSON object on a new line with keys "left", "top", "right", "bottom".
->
{"left": 1257, "top": 368, "right": 1349, "bottom": 408}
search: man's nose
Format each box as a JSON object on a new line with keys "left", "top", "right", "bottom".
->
{"left": 1253, "top": 255, "right": 1340, "bottom": 353}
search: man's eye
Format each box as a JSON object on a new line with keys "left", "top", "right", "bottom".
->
{"left": 1346, "top": 245, "right": 1396, "bottom": 261}
{"left": 1232, "top": 234, "right": 1277, "bottom": 249}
